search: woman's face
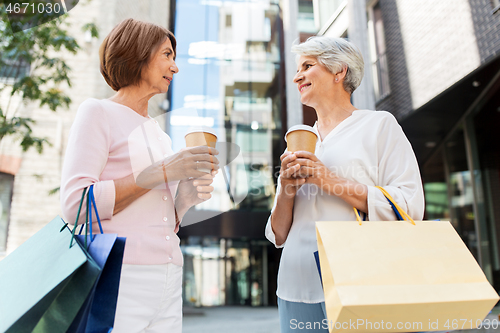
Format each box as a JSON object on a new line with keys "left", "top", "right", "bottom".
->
{"left": 141, "top": 38, "right": 178, "bottom": 94}
{"left": 293, "top": 55, "right": 336, "bottom": 107}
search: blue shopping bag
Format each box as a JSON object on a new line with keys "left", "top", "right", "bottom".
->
{"left": 69, "top": 185, "right": 126, "bottom": 333}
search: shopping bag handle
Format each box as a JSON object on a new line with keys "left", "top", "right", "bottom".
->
{"left": 81, "top": 185, "right": 104, "bottom": 248}
{"left": 89, "top": 185, "right": 104, "bottom": 234}
{"left": 354, "top": 186, "right": 415, "bottom": 225}
{"left": 80, "top": 185, "right": 104, "bottom": 234}
{"left": 69, "top": 187, "right": 88, "bottom": 248}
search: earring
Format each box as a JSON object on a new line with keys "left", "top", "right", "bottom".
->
{"left": 335, "top": 78, "right": 338, "bottom": 82}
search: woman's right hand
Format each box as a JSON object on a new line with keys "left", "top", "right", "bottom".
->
{"left": 136, "top": 146, "right": 219, "bottom": 189}
{"left": 163, "top": 146, "right": 220, "bottom": 182}
{"left": 279, "top": 151, "right": 306, "bottom": 197}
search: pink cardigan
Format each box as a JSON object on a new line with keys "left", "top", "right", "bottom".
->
{"left": 60, "top": 98, "right": 181, "bottom": 266}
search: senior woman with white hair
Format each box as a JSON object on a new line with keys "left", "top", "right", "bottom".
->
{"left": 265, "top": 37, "right": 424, "bottom": 332}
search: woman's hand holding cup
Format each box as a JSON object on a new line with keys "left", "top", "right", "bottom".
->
{"left": 162, "top": 146, "right": 220, "bottom": 183}
{"left": 279, "top": 151, "right": 306, "bottom": 197}
{"left": 134, "top": 146, "right": 219, "bottom": 190}
{"left": 173, "top": 126, "right": 220, "bottom": 215}
{"left": 278, "top": 124, "right": 319, "bottom": 196}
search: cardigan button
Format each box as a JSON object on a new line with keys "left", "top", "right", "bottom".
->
{"left": 163, "top": 217, "right": 168, "bottom": 222}
{"left": 162, "top": 196, "right": 168, "bottom": 201}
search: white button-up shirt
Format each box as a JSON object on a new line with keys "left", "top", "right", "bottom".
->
{"left": 265, "top": 110, "right": 425, "bottom": 303}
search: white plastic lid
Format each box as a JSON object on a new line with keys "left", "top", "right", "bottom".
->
{"left": 285, "top": 125, "right": 318, "bottom": 142}
{"left": 184, "top": 126, "right": 218, "bottom": 139}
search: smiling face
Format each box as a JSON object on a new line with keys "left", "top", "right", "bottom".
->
{"left": 293, "top": 55, "right": 337, "bottom": 107}
{"left": 141, "top": 38, "right": 178, "bottom": 94}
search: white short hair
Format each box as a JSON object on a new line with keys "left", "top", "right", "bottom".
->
{"left": 291, "top": 36, "right": 364, "bottom": 94}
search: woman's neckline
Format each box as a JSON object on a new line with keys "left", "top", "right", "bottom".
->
{"left": 103, "top": 98, "right": 152, "bottom": 119}
{"left": 314, "top": 110, "right": 363, "bottom": 143}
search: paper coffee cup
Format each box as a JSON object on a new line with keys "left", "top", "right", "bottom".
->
{"left": 285, "top": 125, "right": 318, "bottom": 154}
{"left": 185, "top": 126, "right": 218, "bottom": 173}
{"left": 185, "top": 126, "right": 217, "bottom": 148}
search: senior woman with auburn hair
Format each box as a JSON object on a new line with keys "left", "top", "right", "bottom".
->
{"left": 265, "top": 36, "right": 424, "bottom": 332}
{"left": 60, "top": 19, "right": 219, "bottom": 332}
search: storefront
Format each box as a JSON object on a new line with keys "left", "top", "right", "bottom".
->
{"left": 401, "top": 54, "right": 500, "bottom": 291}
{"left": 180, "top": 236, "right": 276, "bottom": 307}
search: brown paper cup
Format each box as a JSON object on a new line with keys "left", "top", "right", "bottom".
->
{"left": 185, "top": 126, "right": 218, "bottom": 173}
{"left": 285, "top": 125, "right": 318, "bottom": 154}
{"left": 185, "top": 132, "right": 217, "bottom": 148}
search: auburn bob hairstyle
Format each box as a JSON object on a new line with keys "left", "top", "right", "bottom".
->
{"left": 99, "top": 18, "right": 177, "bottom": 91}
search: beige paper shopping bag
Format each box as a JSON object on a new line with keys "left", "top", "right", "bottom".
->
{"left": 316, "top": 220, "right": 499, "bottom": 333}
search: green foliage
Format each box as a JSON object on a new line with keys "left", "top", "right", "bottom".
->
{"left": 0, "top": 2, "right": 97, "bottom": 153}
{"left": 48, "top": 186, "right": 60, "bottom": 195}
{"left": 82, "top": 22, "right": 99, "bottom": 39}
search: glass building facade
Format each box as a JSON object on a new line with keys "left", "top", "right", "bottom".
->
{"left": 168, "top": 0, "right": 284, "bottom": 306}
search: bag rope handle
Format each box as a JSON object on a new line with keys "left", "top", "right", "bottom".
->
{"left": 354, "top": 186, "right": 415, "bottom": 225}
{"left": 353, "top": 207, "right": 363, "bottom": 226}
{"left": 69, "top": 185, "right": 104, "bottom": 248}
{"left": 82, "top": 184, "right": 104, "bottom": 248}
{"left": 89, "top": 185, "right": 104, "bottom": 234}
{"left": 69, "top": 187, "right": 88, "bottom": 248}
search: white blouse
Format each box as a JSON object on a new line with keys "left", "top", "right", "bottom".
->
{"left": 265, "top": 110, "right": 425, "bottom": 303}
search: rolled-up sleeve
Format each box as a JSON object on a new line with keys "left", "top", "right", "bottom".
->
{"left": 367, "top": 113, "right": 424, "bottom": 221}
{"left": 60, "top": 99, "right": 115, "bottom": 225}
{"left": 265, "top": 177, "right": 286, "bottom": 248}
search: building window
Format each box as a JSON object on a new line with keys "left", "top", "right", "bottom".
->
{"left": 0, "top": 21, "right": 30, "bottom": 81}
{"left": 298, "top": 0, "right": 317, "bottom": 33}
{"left": 0, "top": 56, "right": 30, "bottom": 80}
{"left": 0, "top": 173, "right": 14, "bottom": 253}
{"left": 368, "top": 1, "right": 390, "bottom": 101}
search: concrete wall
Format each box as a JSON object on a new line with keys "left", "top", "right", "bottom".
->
{"left": 347, "top": 0, "right": 375, "bottom": 111}
{"left": 281, "top": 0, "right": 303, "bottom": 128}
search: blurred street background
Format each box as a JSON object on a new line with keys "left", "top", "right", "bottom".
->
{"left": 182, "top": 307, "right": 500, "bottom": 333}
{"left": 183, "top": 306, "right": 280, "bottom": 333}
{"left": 1, "top": 0, "right": 500, "bottom": 330}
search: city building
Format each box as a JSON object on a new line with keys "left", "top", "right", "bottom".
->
{"left": 171, "top": 0, "right": 285, "bottom": 307}
{"left": 170, "top": 0, "right": 322, "bottom": 308}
